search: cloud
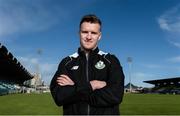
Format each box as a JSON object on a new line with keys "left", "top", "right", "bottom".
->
{"left": 167, "top": 56, "right": 180, "bottom": 63}
{"left": 133, "top": 72, "right": 155, "bottom": 79}
{"left": 158, "top": 3, "right": 180, "bottom": 48}
{"left": 158, "top": 4, "right": 180, "bottom": 33}
{"left": 19, "top": 57, "right": 38, "bottom": 65}
{"left": 168, "top": 40, "right": 180, "bottom": 48}
{"left": 143, "top": 64, "right": 163, "bottom": 69}
{"left": 18, "top": 56, "right": 57, "bottom": 85}
{"left": 131, "top": 72, "right": 155, "bottom": 87}
{"left": 18, "top": 56, "right": 38, "bottom": 73}
{"left": 0, "top": 0, "right": 67, "bottom": 38}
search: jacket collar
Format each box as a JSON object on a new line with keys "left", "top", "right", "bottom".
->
{"left": 78, "top": 47, "right": 99, "bottom": 57}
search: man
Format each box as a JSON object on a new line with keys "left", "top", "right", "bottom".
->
{"left": 50, "top": 14, "right": 125, "bottom": 115}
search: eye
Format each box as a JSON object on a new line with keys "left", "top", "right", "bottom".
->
{"left": 91, "top": 32, "right": 98, "bottom": 35}
{"left": 81, "top": 31, "right": 88, "bottom": 34}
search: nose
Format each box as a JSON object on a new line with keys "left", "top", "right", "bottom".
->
{"left": 86, "top": 32, "right": 91, "bottom": 39}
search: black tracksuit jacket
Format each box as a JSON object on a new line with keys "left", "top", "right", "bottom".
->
{"left": 50, "top": 47, "right": 125, "bottom": 115}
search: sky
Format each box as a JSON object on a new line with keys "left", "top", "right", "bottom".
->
{"left": 1, "top": 0, "right": 180, "bottom": 87}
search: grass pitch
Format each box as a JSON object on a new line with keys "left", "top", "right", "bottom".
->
{"left": 121, "top": 93, "right": 180, "bottom": 115}
{"left": 0, "top": 93, "right": 61, "bottom": 115}
{"left": 0, "top": 93, "right": 180, "bottom": 115}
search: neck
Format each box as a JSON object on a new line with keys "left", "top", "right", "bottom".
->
{"left": 80, "top": 46, "right": 97, "bottom": 54}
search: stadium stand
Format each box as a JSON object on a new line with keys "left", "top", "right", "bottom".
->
{"left": 144, "top": 77, "right": 180, "bottom": 94}
{"left": 124, "top": 83, "right": 143, "bottom": 93}
{"left": 0, "top": 43, "right": 33, "bottom": 95}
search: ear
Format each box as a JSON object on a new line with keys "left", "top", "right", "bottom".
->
{"left": 98, "top": 32, "right": 102, "bottom": 40}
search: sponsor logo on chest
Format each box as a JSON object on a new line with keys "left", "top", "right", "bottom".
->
{"left": 71, "top": 65, "right": 79, "bottom": 70}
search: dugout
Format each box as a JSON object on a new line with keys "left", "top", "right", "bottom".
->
{"left": 0, "top": 43, "right": 33, "bottom": 84}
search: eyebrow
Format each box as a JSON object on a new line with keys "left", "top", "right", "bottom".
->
{"left": 81, "top": 30, "right": 99, "bottom": 34}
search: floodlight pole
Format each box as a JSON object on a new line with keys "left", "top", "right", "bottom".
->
{"left": 37, "top": 49, "right": 42, "bottom": 77}
{"left": 37, "top": 49, "right": 42, "bottom": 82}
{"left": 35, "top": 49, "right": 42, "bottom": 90}
{"left": 127, "top": 57, "right": 132, "bottom": 93}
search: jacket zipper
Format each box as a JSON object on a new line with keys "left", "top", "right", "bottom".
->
{"left": 86, "top": 54, "right": 90, "bottom": 115}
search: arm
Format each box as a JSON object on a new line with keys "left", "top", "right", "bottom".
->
{"left": 87, "top": 55, "right": 125, "bottom": 107}
{"left": 50, "top": 57, "right": 93, "bottom": 106}
{"left": 50, "top": 58, "right": 80, "bottom": 106}
{"left": 57, "top": 74, "right": 74, "bottom": 86}
{"left": 90, "top": 80, "right": 106, "bottom": 91}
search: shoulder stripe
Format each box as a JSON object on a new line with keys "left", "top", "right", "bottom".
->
{"left": 98, "top": 50, "right": 108, "bottom": 56}
{"left": 104, "top": 55, "right": 111, "bottom": 64}
{"left": 69, "top": 52, "right": 79, "bottom": 58}
{"left": 65, "top": 57, "right": 72, "bottom": 66}
{"left": 65, "top": 52, "right": 79, "bottom": 66}
{"left": 98, "top": 50, "right": 111, "bottom": 64}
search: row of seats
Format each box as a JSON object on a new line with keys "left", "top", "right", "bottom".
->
{"left": 0, "top": 81, "right": 18, "bottom": 95}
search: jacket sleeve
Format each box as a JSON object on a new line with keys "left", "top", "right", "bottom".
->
{"left": 87, "top": 55, "right": 125, "bottom": 107}
{"left": 50, "top": 57, "right": 93, "bottom": 106}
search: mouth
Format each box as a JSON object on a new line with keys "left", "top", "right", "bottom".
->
{"left": 84, "top": 40, "right": 92, "bottom": 44}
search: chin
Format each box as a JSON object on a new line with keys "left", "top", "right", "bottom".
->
{"left": 83, "top": 46, "right": 94, "bottom": 51}
{"left": 86, "top": 45, "right": 95, "bottom": 49}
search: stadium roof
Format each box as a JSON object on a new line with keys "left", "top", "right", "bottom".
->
{"left": 0, "top": 43, "right": 33, "bottom": 84}
{"left": 144, "top": 77, "right": 180, "bottom": 86}
{"left": 125, "top": 83, "right": 139, "bottom": 89}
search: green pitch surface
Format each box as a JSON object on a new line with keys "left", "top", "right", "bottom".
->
{"left": 121, "top": 93, "right": 180, "bottom": 115}
{"left": 0, "top": 93, "right": 61, "bottom": 115}
{"left": 0, "top": 93, "right": 180, "bottom": 115}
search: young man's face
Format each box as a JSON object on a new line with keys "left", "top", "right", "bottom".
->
{"left": 79, "top": 22, "right": 101, "bottom": 51}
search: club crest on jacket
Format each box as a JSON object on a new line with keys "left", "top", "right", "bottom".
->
{"left": 95, "top": 60, "right": 105, "bottom": 69}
